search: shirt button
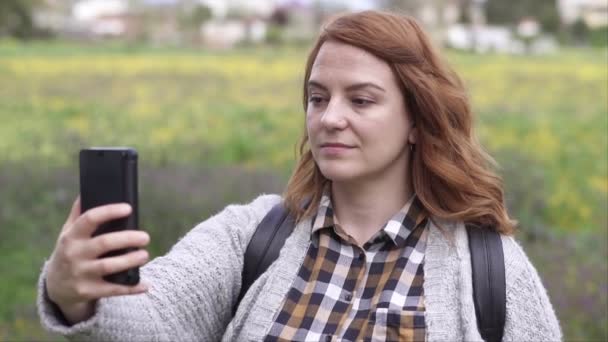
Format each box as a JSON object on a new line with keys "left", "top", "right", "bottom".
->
{"left": 343, "top": 292, "right": 353, "bottom": 301}
{"left": 358, "top": 252, "right": 365, "bottom": 261}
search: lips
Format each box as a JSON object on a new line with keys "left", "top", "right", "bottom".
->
{"left": 320, "top": 143, "right": 354, "bottom": 148}
{"left": 319, "top": 143, "right": 355, "bottom": 156}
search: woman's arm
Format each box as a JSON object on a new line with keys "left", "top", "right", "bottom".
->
{"left": 501, "top": 235, "right": 562, "bottom": 342}
{"left": 37, "top": 194, "right": 281, "bottom": 341}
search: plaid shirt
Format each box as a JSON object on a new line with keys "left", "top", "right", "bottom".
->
{"left": 265, "top": 187, "right": 429, "bottom": 342}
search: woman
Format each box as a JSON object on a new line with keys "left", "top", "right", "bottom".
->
{"left": 38, "top": 10, "right": 561, "bottom": 341}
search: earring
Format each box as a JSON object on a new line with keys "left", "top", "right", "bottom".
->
{"left": 409, "top": 144, "right": 415, "bottom": 152}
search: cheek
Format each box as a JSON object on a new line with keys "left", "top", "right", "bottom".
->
{"left": 305, "top": 113, "right": 317, "bottom": 138}
{"left": 361, "top": 115, "right": 409, "bottom": 153}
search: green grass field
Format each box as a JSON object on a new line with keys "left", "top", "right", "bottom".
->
{"left": 1, "top": 40, "right": 606, "bottom": 341}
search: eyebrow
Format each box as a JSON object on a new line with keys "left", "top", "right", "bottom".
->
{"left": 307, "top": 80, "right": 386, "bottom": 93}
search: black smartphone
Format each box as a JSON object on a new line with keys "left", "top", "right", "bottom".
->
{"left": 79, "top": 147, "right": 140, "bottom": 286}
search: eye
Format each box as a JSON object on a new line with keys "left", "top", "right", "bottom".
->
{"left": 309, "top": 95, "right": 326, "bottom": 106}
{"left": 352, "top": 98, "right": 373, "bottom": 106}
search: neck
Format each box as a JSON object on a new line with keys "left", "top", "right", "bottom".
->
{"left": 330, "top": 166, "right": 414, "bottom": 245}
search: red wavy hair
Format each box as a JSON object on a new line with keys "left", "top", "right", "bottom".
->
{"left": 283, "top": 10, "right": 516, "bottom": 235}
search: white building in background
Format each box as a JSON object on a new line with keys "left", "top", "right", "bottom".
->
{"left": 201, "top": 19, "right": 267, "bottom": 48}
{"left": 198, "top": 0, "right": 276, "bottom": 18}
{"left": 72, "top": 0, "right": 129, "bottom": 36}
{"left": 198, "top": 0, "right": 380, "bottom": 48}
{"left": 417, "top": 0, "right": 462, "bottom": 29}
{"left": 559, "top": 0, "right": 608, "bottom": 28}
{"left": 197, "top": 0, "right": 274, "bottom": 48}
{"left": 198, "top": 0, "right": 379, "bottom": 19}
{"left": 446, "top": 18, "right": 558, "bottom": 55}
{"left": 72, "top": 0, "right": 126, "bottom": 21}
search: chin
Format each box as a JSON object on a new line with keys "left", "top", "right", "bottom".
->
{"left": 318, "top": 163, "right": 361, "bottom": 183}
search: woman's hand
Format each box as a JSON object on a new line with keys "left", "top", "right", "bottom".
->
{"left": 45, "top": 197, "right": 150, "bottom": 325}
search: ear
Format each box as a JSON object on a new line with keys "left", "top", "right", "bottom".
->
{"left": 408, "top": 126, "right": 418, "bottom": 145}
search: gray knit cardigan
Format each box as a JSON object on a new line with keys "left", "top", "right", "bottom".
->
{"left": 37, "top": 194, "right": 562, "bottom": 341}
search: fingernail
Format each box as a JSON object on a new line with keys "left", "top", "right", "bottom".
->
{"left": 139, "top": 232, "right": 150, "bottom": 243}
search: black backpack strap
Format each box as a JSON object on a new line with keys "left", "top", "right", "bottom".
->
{"left": 233, "top": 203, "right": 295, "bottom": 315}
{"left": 466, "top": 224, "right": 506, "bottom": 342}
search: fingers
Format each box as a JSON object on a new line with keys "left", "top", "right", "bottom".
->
{"left": 69, "top": 196, "right": 81, "bottom": 223}
{"left": 84, "top": 230, "right": 150, "bottom": 258}
{"left": 83, "top": 249, "right": 149, "bottom": 277}
{"left": 61, "top": 197, "right": 82, "bottom": 234}
{"left": 74, "top": 280, "right": 149, "bottom": 301}
{"left": 70, "top": 203, "right": 132, "bottom": 238}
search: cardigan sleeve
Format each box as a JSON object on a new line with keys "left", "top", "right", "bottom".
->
{"left": 37, "top": 194, "right": 281, "bottom": 342}
{"left": 501, "top": 235, "right": 562, "bottom": 342}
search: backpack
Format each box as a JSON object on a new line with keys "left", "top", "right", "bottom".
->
{"left": 235, "top": 203, "right": 506, "bottom": 342}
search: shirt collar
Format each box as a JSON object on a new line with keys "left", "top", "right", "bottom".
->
{"left": 311, "top": 184, "right": 335, "bottom": 233}
{"left": 311, "top": 184, "right": 428, "bottom": 247}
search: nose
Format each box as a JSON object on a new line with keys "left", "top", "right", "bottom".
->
{"left": 320, "top": 99, "right": 348, "bottom": 130}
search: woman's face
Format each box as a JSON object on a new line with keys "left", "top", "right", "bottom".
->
{"left": 306, "top": 40, "right": 416, "bottom": 184}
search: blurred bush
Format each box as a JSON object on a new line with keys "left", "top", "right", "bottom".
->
{"left": 590, "top": 26, "right": 608, "bottom": 47}
{"left": 496, "top": 148, "right": 608, "bottom": 341}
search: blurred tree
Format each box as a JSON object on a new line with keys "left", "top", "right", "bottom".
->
{"left": 589, "top": 26, "right": 608, "bottom": 47}
{"left": 385, "top": 0, "right": 424, "bottom": 15}
{"left": 570, "top": 17, "right": 590, "bottom": 44}
{"left": 269, "top": 7, "right": 289, "bottom": 27}
{"left": 485, "top": 0, "right": 560, "bottom": 33}
{"left": 458, "top": 0, "right": 473, "bottom": 24}
{"left": 0, "top": 0, "right": 41, "bottom": 39}
{"left": 179, "top": 3, "right": 212, "bottom": 30}
{"left": 178, "top": 2, "right": 212, "bottom": 45}
{"left": 266, "top": 7, "right": 289, "bottom": 45}
{"left": 386, "top": 0, "right": 450, "bottom": 43}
